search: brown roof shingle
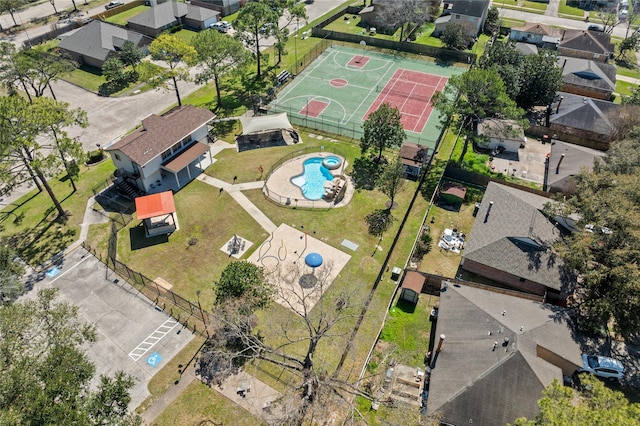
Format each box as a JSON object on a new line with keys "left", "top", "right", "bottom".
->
{"left": 106, "top": 105, "right": 215, "bottom": 166}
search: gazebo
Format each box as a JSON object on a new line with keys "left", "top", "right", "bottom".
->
{"left": 135, "top": 191, "right": 179, "bottom": 237}
{"left": 236, "top": 113, "right": 299, "bottom": 151}
{"left": 399, "top": 271, "right": 426, "bottom": 304}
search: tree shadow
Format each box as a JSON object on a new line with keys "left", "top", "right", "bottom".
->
{"left": 352, "top": 157, "right": 381, "bottom": 190}
{"left": 129, "top": 224, "right": 169, "bottom": 250}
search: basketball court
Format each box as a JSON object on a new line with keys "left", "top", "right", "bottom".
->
{"left": 270, "top": 44, "right": 466, "bottom": 150}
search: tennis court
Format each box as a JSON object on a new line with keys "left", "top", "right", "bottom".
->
{"left": 270, "top": 44, "right": 466, "bottom": 150}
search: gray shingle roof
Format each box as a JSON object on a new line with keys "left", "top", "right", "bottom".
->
{"left": 551, "top": 92, "right": 619, "bottom": 137}
{"left": 463, "top": 182, "right": 570, "bottom": 291}
{"left": 185, "top": 3, "right": 218, "bottom": 20}
{"left": 128, "top": 1, "right": 188, "bottom": 29}
{"left": 546, "top": 141, "right": 605, "bottom": 189}
{"left": 450, "top": 0, "right": 491, "bottom": 17}
{"left": 559, "top": 56, "right": 616, "bottom": 93}
{"left": 427, "top": 283, "right": 584, "bottom": 426}
{"left": 559, "top": 29, "right": 614, "bottom": 55}
{"left": 106, "top": 105, "right": 215, "bottom": 166}
{"left": 58, "top": 20, "right": 147, "bottom": 62}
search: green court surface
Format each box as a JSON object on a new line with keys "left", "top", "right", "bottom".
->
{"left": 269, "top": 44, "right": 467, "bottom": 150}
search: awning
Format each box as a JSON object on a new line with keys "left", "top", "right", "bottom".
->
{"left": 163, "top": 142, "right": 210, "bottom": 173}
{"left": 239, "top": 113, "right": 293, "bottom": 135}
{"left": 135, "top": 191, "right": 176, "bottom": 220}
{"left": 402, "top": 271, "right": 426, "bottom": 294}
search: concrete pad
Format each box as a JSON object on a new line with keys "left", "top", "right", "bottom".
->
{"left": 247, "top": 224, "right": 351, "bottom": 313}
{"left": 23, "top": 247, "right": 194, "bottom": 409}
{"left": 220, "top": 234, "right": 253, "bottom": 259}
{"left": 215, "top": 370, "right": 281, "bottom": 421}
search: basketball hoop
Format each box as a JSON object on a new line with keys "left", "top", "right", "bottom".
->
{"left": 357, "top": 40, "right": 367, "bottom": 64}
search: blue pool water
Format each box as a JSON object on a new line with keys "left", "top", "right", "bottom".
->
{"left": 291, "top": 158, "right": 334, "bottom": 200}
{"left": 323, "top": 156, "right": 341, "bottom": 168}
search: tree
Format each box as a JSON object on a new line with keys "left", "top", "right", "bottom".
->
{"left": 0, "top": 0, "right": 25, "bottom": 26}
{"left": 516, "top": 49, "right": 563, "bottom": 109}
{"left": 377, "top": 157, "right": 405, "bottom": 209}
{"left": 233, "top": 1, "right": 279, "bottom": 78}
{"left": 484, "top": 6, "right": 500, "bottom": 35}
{"left": 478, "top": 41, "right": 524, "bottom": 99}
{"left": 15, "top": 45, "right": 78, "bottom": 100}
{"left": 192, "top": 29, "right": 251, "bottom": 106}
{"left": 101, "top": 56, "right": 136, "bottom": 95}
{"left": 361, "top": 103, "right": 407, "bottom": 161}
{"left": 618, "top": 33, "right": 640, "bottom": 60}
{"left": 266, "top": 0, "right": 307, "bottom": 63}
{"left": 119, "top": 40, "right": 144, "bottom": 72}
{"left": 441, "top": 23, "right": 472, "bottom": 50}
{"left": 513, "top": 375, "right": 640, "bottom": 425}
{"left": 594, "top": 6, "right": 620, "bottom": 34}
{"left": 432, "top": 68, "right": 524, "bottom": 131}
{"left": 199, "top": 262, "right": 370, "bottom": 424}
{"left": 0, "top": 96, "right": 87, "bottom": 218}
{"left": 0, "top": 288, "right": 141, "bottom": 425}
{"left": 214, "top": 260, "right": 272, "bottom": 310}
{"left": 148, "top": 34, "right": 197, "bottom": 106}
{"left": 0, "top": 42, "right": 30, "bottom": 99}
{"left": 0, "top": 243, "right": 25, "bottom": 304}
{"left": 622, "top": 86, "right": 640, "bottom": 106}
{"left": 549, "top": 136, "right": 640, "bottom": 339}
{"left": 385, "top": 0, "right": 435, "bottom": 42}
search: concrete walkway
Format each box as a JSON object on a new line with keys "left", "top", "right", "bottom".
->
{"left": 545, "top": 0, "right": 560, "bottom": 17}
{"left": 141, "top": 365, "right": 197, "bottom": 424}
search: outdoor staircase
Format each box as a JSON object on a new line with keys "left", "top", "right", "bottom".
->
{"left": 116, "top": 180, "right": 144, "bottom": 200}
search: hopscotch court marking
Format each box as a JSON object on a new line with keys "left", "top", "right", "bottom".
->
{"left": 128, "top": 318, "right": 179, "bottom": 362}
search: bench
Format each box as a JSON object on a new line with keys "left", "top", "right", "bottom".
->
{"left": 276, "top": 70, "right": 291, "bottom": 86}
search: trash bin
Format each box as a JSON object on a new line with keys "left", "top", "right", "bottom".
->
{"left": 391, "top": 267, "right": 402, "bottom": 281}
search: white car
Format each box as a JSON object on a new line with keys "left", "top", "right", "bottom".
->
{"left": 209, "top": 21, "right": 231, "bottom": 33}
{"left": 579, "top": 354, "right": 625, "bottom": 381}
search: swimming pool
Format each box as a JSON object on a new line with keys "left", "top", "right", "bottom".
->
{"left": 291, "top": 157, "right": 334, "bottom": 200}
{"left": 322, "top": 155, "right": 342, "bottom": 170}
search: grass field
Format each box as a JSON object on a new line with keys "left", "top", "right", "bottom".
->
{"left": 558, "top": 1, "right": 586, "bottom": 17}
{"left": 105, "top": 5, "right": 150, "bottom": 26}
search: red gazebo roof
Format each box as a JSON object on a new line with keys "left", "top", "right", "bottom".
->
{"left": 135, "top": 191, "right": 176, "bottom": 220}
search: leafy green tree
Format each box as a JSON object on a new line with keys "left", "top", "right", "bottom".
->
{"left": 102, "top": 56, "right": 130, "bottom": 89}
{"left": 432, "top": 68, "right": 524, "bottom": 131}
{"left": 365, "top": 208, "right": 396, "bottom": 237}
{"left": 0, "top": 288, "right": 141, "bottom": 425}
{"left": 618, "top": 33, "right": 640, "bottom": 60}
{"left": 361, "top": 103, "right": 407, "bottom": 161}
{"left": 484, "top": 6, "right": 500, "bottom": 35}
{"left": 16, "top": 44, "right": 77, "bottom": 100}
{"left": 119, "top": 40, "right": 144, "bottom": 72}
{"left": 551, "top": 136, "right": 640, "bottom": 338}
{"left": 264, "top": 0, "right": 307, "bottom": 63}
{"left": 0, "top": 244, "right": 25, "bottom": 304}
{"left": 0, "top": 42, "right": 29, "bottom": 99}
{"left": 478, "top": 41, "right": 524, "bottom": 99}
{"left": 513, "top": 375, "right": 640, "bottom": 425}
{"left": 0, "top": 96, "right": 87, "bottom": 218}
{"left": 214, "top": 260, "right": 272, "bottom": 310}
{"left": 622, "top": 86, "right": 640, "bottom": 106}
{"left": 516, "top": 49, "right": 563, "bottom": 109}
{"left": 377, "top": 157, "right": 405, "bottom": 209}
{"left": 0, "top": 0, "right": 26, "bottom": 26}
{"left": 233, "top": 1, "right": 279, "bottom": 78}
{"left": 149, "top": 33, "right": 197, "bottom": 106}
{"left": 192, "top": 29, "right": 251, "bottom": 106}
{"left": 441, "top": 23, "right": 471, "bottom": 50}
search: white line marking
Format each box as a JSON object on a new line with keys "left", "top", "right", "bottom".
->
{"left": 48, "top": 254, "right": 92, "bottom": 285}
{"left": 128, "top": 318, "right": 179, "bottom": 362}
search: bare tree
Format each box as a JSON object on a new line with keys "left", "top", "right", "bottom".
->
{"left": 594, "top": 6, "right": 620, "bottom": 34}
{"left": 385, "top": 0, "right": 437, "bottom": 42}
{"left": 198, "top": 261, "right": 374, "bottom": 424}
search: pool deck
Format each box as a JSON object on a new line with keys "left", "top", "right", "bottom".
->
{"left": 263, "top": 153, "right": 354, "bottom": 208}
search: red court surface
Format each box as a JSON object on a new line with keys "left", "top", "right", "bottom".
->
{"left": 330, "top": 78, "right": 348, "bottom": 87}
{"left": 300, "top": 100, "right": 329, "bottom": 118}
{"left": 348, "top": 55, "right": 370, "bottom": 68}
{"left": 364, "top": 68, "right": 448, "bottom": 133}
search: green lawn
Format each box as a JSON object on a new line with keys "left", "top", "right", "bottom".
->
{"left": 324, "top": 14, "right": 402, "bottom": 41}
{"left": 522, "top": 1, "right": 548, "bottom": 11}
{"left": 0, "top": 160, "right": 116, "bottom": 267}
{"left": 63, "top": 64, "right": 107, "bottom": 93}
{"left": 558, "top": 1, "right": 586, "bottom": 17}
{"left": 105, "top": 5, "right": 150, "bottom": 26}
{"left": 616, "top": 80, "right": 634, "bottom": 98}
{"left": 171, "top": 28, "right": 198, "bottom": 44}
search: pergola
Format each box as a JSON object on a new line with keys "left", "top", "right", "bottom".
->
{"left": 135, "top": 191, "right": 179, "bottom": 237}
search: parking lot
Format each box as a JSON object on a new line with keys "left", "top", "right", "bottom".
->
{"left": 24, "top": 247, "right": 194, "bottom": 409}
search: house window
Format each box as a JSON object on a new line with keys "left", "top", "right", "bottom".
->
{"left": 114, "top": 153, "right": 120, "bottom": 161}
{"left": 161, "top": 149, "right": 171, "bottom": 160}
{"left": 181, "top": 135, "right": 191, "bottom": 146}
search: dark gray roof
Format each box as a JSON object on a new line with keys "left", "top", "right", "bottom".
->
{"left": 463, "top": 182, "right": 570, "bottom": 291}
{"left": 546, "top": 140, "right": 605, "bottom": 190}
{"left": 427, "top": 283, "right": 584, "bottom": 426}
{"left": 128, "top": 1, "right": 188, "bottom": 29}
{"left": 185, "top": 3, "right": 218, "bottom": 20}
{"left": 559, "top": 29, "right": 614, "bottom": 55}
{"left": 450, "top": 0, "right": 491, "bottom": 17}
{"left": 58, "top": 20, "right": 147, "bottom": 62}
{"left": 559, "top": 56, "right": 616, "bottom": 93}
{"left": 551, "top": 92, "right": 619, "bottom": 136}
{"left": 514, "top": 41, "right": 539, "bottom": 55}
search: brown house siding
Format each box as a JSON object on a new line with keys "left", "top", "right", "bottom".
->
{"left": 557, "top": 47, "right": 608, "bottom": 62}
{"left": 561, "top": 83, "right": 610, "bottom": 100}
{"left": 537, "top": 346, "right": 581, "bottom": 376}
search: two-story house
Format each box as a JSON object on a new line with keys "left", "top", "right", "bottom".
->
{"left": 433, "top": 0, "right": 491, "bottom": 38}
{"left": 105, "top": 105, "right": 216, "bottom": 195}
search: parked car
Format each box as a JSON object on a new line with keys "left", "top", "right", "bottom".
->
{"left": 587, "top": 24, "right": 605, "bottom": 32}
{"left": 619, "top": 8, "right": 629, "bottom": 21}
{"left": 578, "top": 354, "right": 625, "bottom": 381}
{"left": 209, "top": 21, "right": 230, "bottom": 33}
{"left": 105, "top": 1, "right": 124, "bottom": 10}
